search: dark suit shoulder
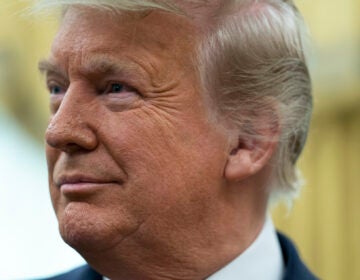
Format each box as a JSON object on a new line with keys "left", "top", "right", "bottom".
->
{"left": 40, "top": 265, "right": 102, "bottom": 280}
{"left": 277, "top": 232, "right": 320, "bottom": 280}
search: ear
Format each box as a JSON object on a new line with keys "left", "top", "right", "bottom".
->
{"left": 224, "top": 132, "right": 278, "bottom": 183}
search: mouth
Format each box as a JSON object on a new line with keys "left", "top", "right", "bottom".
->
{"left": 56, "top": 174, "right": 121, "bottom": 196}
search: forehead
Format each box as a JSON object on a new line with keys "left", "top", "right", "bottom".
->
{"left": 50, "top": 7, "right": 199, "bottom": 66}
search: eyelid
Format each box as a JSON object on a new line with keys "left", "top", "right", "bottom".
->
{"left": 103, "top": 81, "right": 139, "bottom": 95}
{"left": 46, "top": 73, "right": 68, "bottom": 93}
{"left": 47, "top": 80, "right": 67, "bottom": 95}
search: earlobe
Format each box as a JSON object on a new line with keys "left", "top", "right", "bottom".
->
{"left": 224, "top": 137, "right": 277, "bottom": 183}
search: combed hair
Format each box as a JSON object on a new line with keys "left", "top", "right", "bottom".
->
{"left": 198, "top": 1, "right": 312, "bottom": 204}
{"left": 34, "top": 0, "right": 312, "bottom": 203}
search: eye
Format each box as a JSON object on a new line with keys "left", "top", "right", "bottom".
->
{"left": 110, "top": 83, "right": 124, "bottom": 93}
{"left": 49, "top": 85, "right": 63, "bottom": 94}
{"left": 103, "top": 82, "right": 138, "bottom": 96}
{"left": 47, "top": 80, "right": 66, "bottom": 95}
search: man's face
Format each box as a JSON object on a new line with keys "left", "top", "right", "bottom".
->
{"left": 45, "top": 7, "right": 230, "bottom": 255}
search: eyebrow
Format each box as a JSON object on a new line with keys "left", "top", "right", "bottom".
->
{"left": 86, "top": 55, "right": 148, "bottom": 83}
{"left": 38, "top": 55, "right": 138, "bottom": 79}
{"left": 38, "top": 59, "right": 67, "bottom": 78}
{"left": 83, "top": 55, "right": 133, "bottom": 76}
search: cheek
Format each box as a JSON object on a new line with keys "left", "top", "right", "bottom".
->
{"left": 98, "top": 105, "right": 228, "bottom": 208}
{"left": 110, "top": 127, "right": 222, "bottom": 211}
{"left": 102, "top": 106, "right": 227, "bottom": 184}
{"left": 100, "top": 111, "right": 175, "bottom": 167}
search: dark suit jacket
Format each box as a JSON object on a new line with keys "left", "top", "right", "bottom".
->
{"left": 41, "top": 233, "right": 318, "bottom": 280}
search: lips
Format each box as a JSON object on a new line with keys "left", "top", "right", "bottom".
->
{"left": 56, "top": 175, "right": 112, "bottom": 187}
{"left": 55, "top": 174, "right": 121, "bottom": 196}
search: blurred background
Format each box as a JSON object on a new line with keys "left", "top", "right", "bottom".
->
{"left": 0, "top": 2, "right": 86, "bottom": 280}
{"left": 0, "top": 0, "right": 359, "bottom": 279}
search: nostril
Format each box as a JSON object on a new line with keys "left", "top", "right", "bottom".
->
{"left": 62, "top": 143, "right": 84, "bottom": 154}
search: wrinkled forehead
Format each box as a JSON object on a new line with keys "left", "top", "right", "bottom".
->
{"left": 54, "top": 5, "right": 200, "bottom": 51}
{"left": 49, "top": 5, "right": 203, "bottom": 80}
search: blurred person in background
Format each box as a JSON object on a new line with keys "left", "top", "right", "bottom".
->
{"left": 36, "top": 0, "right": 317, "bottom": 279}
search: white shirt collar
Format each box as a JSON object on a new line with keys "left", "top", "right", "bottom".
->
{"left": 207, "top": 217, "right": 284, "bottom": 280}
{"left": 104, "top": 217, "right": 284, "bottom": 280}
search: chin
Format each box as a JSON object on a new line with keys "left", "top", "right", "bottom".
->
{"left": 57, "top": 202, "right": 120, "bottom": 253}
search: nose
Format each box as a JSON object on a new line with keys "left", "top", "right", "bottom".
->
{"left": 45, "top": 91, "right": 98, "bottom": 154}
